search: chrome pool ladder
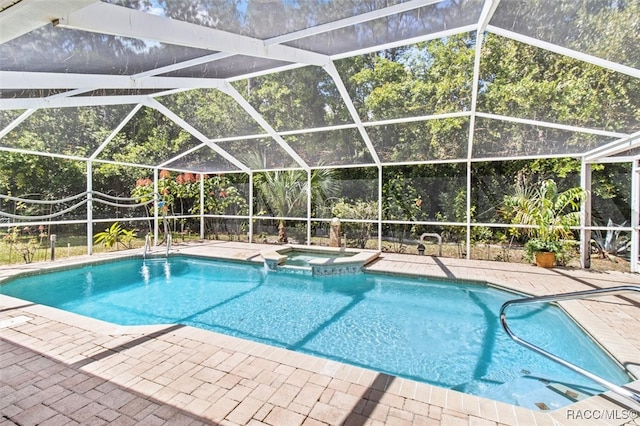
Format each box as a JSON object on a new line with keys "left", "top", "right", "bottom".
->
{"left": 500, "top": 285, "right": 640, "bottom": 406}
{"left": 166, "top": 233, "right": 171, "bottom": 257}
{"left": 143, "top": 234, "right": 152, "bottom": 259}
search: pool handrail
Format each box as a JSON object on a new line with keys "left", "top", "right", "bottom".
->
{"left": 166, "top": 233, "right": 171, "bottom": 257}
{"left": 419, "top": 233, "right": 442, "bottom": 256}
{"left": 143, "top": 234, "right": 151, "bottom": 259}
{"left": 500, "top": 285, "right": 640, "bottom": 407}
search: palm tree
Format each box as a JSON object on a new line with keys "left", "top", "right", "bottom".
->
{"left": 255, "top": 168, "right": 340, "bottom": 243}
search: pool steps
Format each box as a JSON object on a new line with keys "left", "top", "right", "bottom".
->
{"left": 456, "top": 376, "right": 591, "bottom": 412}
{"left": 260, "top": 244, "right": 380, "bottom": 276}
{"left": 501, "top": 285, "right": 640, "bottom": 407}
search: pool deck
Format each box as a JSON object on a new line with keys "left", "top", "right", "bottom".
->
{"left": 1, "top": 240, "right": 639, "bottom": 426}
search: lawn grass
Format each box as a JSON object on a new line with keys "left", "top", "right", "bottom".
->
{"left": 0, "top": 235, "right": 144, "bottom": 265}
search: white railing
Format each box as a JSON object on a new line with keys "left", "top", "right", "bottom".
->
{"left": 500, "top": 285, "right": 640, "bottom": 407}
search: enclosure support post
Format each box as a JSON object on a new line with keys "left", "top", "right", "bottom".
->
{"left": 86, "top": 160, "right": 93, "bottom": 255}
{"left": 200, "top": 175, "right": 205, "bottom": 240}
{"left": 248, "top": 172, "right": 253, "bottom": 244}
{"left": 631, "top": 159, "right": 639, "bottom": 273}
{"left": 466, "top": 161, "right": 472, "bottom": 260}
{"left": 307, "top": 170, "right": 312, "bottom": 245}
{"left": 465, "top": 27, "right": 485, "bottom": 261}
{"left": 153, "top": 168, "right": 159, "bottom": 246}
{"left": 378, "top": 165, "right": 383, "bottom": 252}
{"left": 580, "top": 161, "right": 592, "bottom": 269}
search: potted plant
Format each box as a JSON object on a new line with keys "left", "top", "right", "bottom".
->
{"left": 523, "top": 238, "right": 564, "bottom": 267}
{"left": 502, "top": 179, "right": 585, "bottom": 268}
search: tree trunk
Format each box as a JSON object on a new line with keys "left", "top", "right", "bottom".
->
{"left": 278, "top": 220, "right": 288, "bottom": 243}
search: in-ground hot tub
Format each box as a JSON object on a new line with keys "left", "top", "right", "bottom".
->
{"left": 260, "top": 244, "right": 380, "bottom": 275}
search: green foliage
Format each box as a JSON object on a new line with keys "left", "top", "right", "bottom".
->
{"left": 502, "top": 179, "right": 585, "bottom": 241}
{"left": 0, "top": 4, "right": 637, "bottom": 262}
{"left": 382, "top": 171, "right": 423, "bottom": 222}
{"left": 254, "top": 168, "right": 340, "bottom": 243}
{"left": 130, "top": 172, "right": 251, "bottom": 239}
{"left": 502, "top": 179, "right": 585, "bottom": 262}
{"left": 93, "top": 222, "right": 136, "bottom": 250}
{"left": 591, "top": 219, "right": 630, "bottom": 261}
{"left": 382, "top": 171, "right": 424, "bottom": 251}
{"left": 2, "top": 227, "right": 45, "bottom": 263}
{"left": 524, "top": 238, "right": 564, "bottom": 256}
{"left": 331, "top": 199, "right": 378, "bottom": 249}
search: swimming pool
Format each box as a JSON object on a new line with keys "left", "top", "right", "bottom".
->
{"left": 1, "top": 256, "right": 631, "bottom": 410}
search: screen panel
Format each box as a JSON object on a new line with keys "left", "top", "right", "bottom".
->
{"left": 97, "top": 107, "right": 203, "bottom": 166}
{"left": 1, "top": 105, "right": 135, "bottom": 157}
{"left": 0, "top": 24, "right": 213, "bottom": 76}
{"left": 217, "top": 137, "right": 301, "bottom": 171}
{"left": 0, "top": 110, "right": 24, "bottom": 130}
{"left": 160, "top": 55, "right": 292, "bottom": 80}
{"left": 490, "top": 0, "right": 640, "bottom": 70}
{"left": 163, "top": 145, "right": 241, "bottom": 173}
{"left": 591, "top": 162, "right": 632, "bottom": 226}
{"left": 478, "top": 33, "right": 640, "bottom": 134}
{"left": 233, "top": 66, "right": 353, "bottom": 132}
{"left": 335, "top": 34, "right": 475, "bottom": 122}
{"left": 157, "top": 89, "right": 265, "bottom": 139}
{"left": 382, "top": 164, "right": 467, "bottom": 222}
{"left": 107, "top": 0, "right": 410, "bottom": 41}
{"left": 287, "top": 1, "right": 483, "bottom": 56}
{"left": 315, "top": 166, "right": 379, "bottom": 220}
{"left": 472, "top": 117, "right": 617, "bottom": 158}
{"left": 367, "top": 117, "right": 469, "bottom": 163}
{"left": 284, "top": 128, "right": 375, "bottom": 167}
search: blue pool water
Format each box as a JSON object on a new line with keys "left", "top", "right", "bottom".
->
{"left": 1, "top": 256, "right": 631, "bottom": 408}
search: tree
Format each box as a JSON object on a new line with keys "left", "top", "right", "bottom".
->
{"left": 255, "top": 169, "right": 339, "bottom": 243}
{"left": 382, "top": 171, "right": 424, "bottom": 252}
{"left": 332, "top": 199, "right": 378, "bottom": 249}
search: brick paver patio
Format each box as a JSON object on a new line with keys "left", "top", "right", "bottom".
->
{"left": 1, "top": 241, "right": 639, "bottom": 425}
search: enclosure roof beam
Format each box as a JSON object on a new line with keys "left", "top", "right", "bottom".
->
{"left": 54, "top": 2, "right": 331, "bottom": 68}
{"left": 0, "top": 94, "right": 149, "bottom": 110}
{"left": 90, "top": 104, "right": 143, "bottom": 160}
{"left": 0, "top": 0, "right": 97, "bottom": 43}
{"left": 324, "top": 62, "right": 380, "bottom": 165}
{"left": 583, "top": 131, "right": 640, "bottom": 162}
{"left": 218, "top": 82, "right": 310, "bottom": 171}
{"left": 0, "top": 71, "right": 228, "bottom": 90}
{"left": 477, "top": 0, "right": 501, "bottom": 33}
{"left": 488, "top": 26, "right": 640, "bottom": 79}
{"left": 475, "top": 112, "right": 629, "bottom": 139}
{"left": 143, "top": 97, "right": 250, "bottom": 173}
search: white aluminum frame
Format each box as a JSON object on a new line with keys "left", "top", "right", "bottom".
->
{"left": 0, "top": 0, "right": 638, "bottom": 270}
